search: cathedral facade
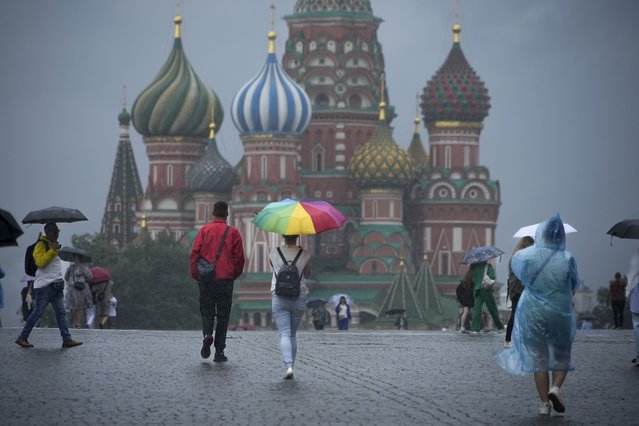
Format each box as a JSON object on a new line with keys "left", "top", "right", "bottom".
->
{"left": 102, "top": 1, "right": 500, "bottom": 329}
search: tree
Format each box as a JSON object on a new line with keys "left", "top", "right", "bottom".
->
{"left": 72, "top": 232, "right": 200, "bottom": 330}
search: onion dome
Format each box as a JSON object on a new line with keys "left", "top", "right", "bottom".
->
{"left": 118, "top": 107, "right": 131, "bottom": 126}
{"left": 420, "top": 24, "right": 490, "bottom": 123}
{"left": 348, "top": 87, "right": 415, "bottom": 188}
{"left": 131, "top": 15, "right": 224, "bottom": 138}
{"left": 292, "top": 0, "right": 373, "bottom": 16}
{"left": 231, "top": 29, "right": 311, "bottom": 135}
{"left": 407, "top": 116, "right": 428, "bottom": 167}
{"left": 186, "top": 123, "right": 238, "bottom": 193}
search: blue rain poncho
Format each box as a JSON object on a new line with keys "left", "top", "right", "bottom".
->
{"left": 495, "top": 214, "right": 580, "bottom": 375}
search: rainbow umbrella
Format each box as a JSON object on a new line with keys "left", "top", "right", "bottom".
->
{"left": 252, "top": 198, "right": 346, "bottom": 235}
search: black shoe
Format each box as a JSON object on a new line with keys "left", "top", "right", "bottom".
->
{"left": 200, "top": 335, "right": 213, "bottom": 359}
{"left": 213, "top": 351, "right": 228, "bottom": 362}
{"left": 15, "top": 338, "right": 33, "bottom": 348}
{"left": 62, "top": 339, "right": 83, "bottom": 348}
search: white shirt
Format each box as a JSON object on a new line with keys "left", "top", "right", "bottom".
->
{"left": 269, "top": 244, "right": 311, "bottom": 294}
{"left": 34, "top": 255, "right": 63, "bottom": 289}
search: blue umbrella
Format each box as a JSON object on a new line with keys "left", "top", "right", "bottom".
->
{"left": 460, "top": 246, "right": 504, "bottom": 265}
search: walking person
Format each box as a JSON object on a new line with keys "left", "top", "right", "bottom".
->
{"left": 269, "top": 234, "right": 311, "bottom": 379}
{"left": 336, "top": 296, "right": 352, "bottom": 330}
{"left": 504, "top": 236, "right": 535, "bottom": 347}
{"left": 627, "top": 250, "right": 639, "bottom": 366}
{"left": 312, "top": 301, "right": 329, "bottom": 330}
{"left": 15, "top": 223, "right": 82, "bottom": 348}
{"left": 455, "top": 270, "right": 474, "bottom": 333}
{"left": 190, "top": 201, "right": 245, "bottom": 362}
{"left": 608, "top": 272, "right": 627, "bottom": 328}
{"left": 470, "top": 261, "right": 504, "bottom": 334}
{"left": 64, "top": 257, "right": 93, "bottom": 328}
{"left": 495, "top": 213, "right": 580, "bottom": 416}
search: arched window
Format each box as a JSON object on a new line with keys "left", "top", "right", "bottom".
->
{"left": 167, "top": 164, "right": 174, "bottom": 187}
{"left": 315, "top": 93, "right": 329, "bottom": 107}
{"left": 464, "top": 146, "right": 470, "bottom": 167}
{"left": 445, "top": 146, "right": 452, "bottom": 169}
{"left": 260, "top": 156, "right": 267, "bottom": 180}
{"left": 312, "top": 145, "right": 325, "bottom": 172}
{"left": 349, "top": 94, "right": 362, "bottom": 108}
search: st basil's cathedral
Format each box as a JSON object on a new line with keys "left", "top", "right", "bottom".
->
{"left": 101, "top": 0, "right": 499, "bottom": 329}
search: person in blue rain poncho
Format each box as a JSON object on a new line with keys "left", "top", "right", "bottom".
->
{"left": 494, "top": 214, "right": 580, "bottom": 416}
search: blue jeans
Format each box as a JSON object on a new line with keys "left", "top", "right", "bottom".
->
{"left": 19, "top": 280, "right": 71, "bottom": 341}
{"left": 272, "top": 289, "right": 306, "bottom": 369}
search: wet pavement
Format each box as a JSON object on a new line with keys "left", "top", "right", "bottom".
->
{"left": 0, "top": 327, "right": 636, "bottom": 425}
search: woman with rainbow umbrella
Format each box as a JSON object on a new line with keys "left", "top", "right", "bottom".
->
{"left": 252, "top": 198, "right": 345, "bottom": 379}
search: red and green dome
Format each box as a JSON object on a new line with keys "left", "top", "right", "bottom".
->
{"left": 131, "top": 15, "right": 224, "bottom": 138}
{"left": 421, "top": 24, "right": 490, "bottom": 124}
{"left": 292, "top": 0, "right": 373, "bottom": 16}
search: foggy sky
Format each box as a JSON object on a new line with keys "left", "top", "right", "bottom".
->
{"left": 1, "top": 0, "right": 637, "bottom": 327}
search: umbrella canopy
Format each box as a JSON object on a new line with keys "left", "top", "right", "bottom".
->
{"left": 513, "top": 222, "right": 577, "bottom": 238}
{"left": 607, "top": 219, "right": 639, "bottom": 240}
{"left": 385, "top": 308, "right": 406, "bottom": 316}
{"left": 252, "top": 198, "right": 346, "bottom": 235}
{"left": 305, "top": 297, "right": 328, "bottom": 309}
{"left": 0, "top": 208, "right": 24, "bottom": 246}
{"left": 22, "top": 206, "right": 88, "bottom": 224}
{"left": 460, "top": 246, "right": 504, "bottom": 265}
{"left": 329, "top": 293, "right": 353, "bottom": 308}
{"left": 59, "top": 246, "right": 92, "bottom": 263}
{"left": 90, "top": 266, "right": 112, "bottom": 283}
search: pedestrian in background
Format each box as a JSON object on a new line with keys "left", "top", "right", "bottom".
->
{"left": 495, "top": 213, "right": 580, "bottom": 416}
{"left": 190, "top": 201, "right": 245, "bottom": 363}
{"left": 312, "top": 301, "right": 329, "bottom": 330}
{"left": 470, "top": 261, "right": 504, "bottom": 334}
{"left": 15, "top": 223, "right": 82, "bottom": 348}
{"left": 504, "top": 236, "right": 535, "bottom": 347}
{"left": 269, "top": 234, "right": 311, "bottom": 379}
{"left": 336, "top": 296, "right": 351, "bottom": 330}
{"left": 64, "top": 256, "right": 93, "bottom": 328}
{"left": 627, "top": 249, "right": 639, "bottom": 366}
{"left": 92, "top": 278, "right": 113, "bottom": 329}
{"left": 455, "top": 270, "right": 474, "bottom": 333}
{"left": 108, "top": 296, "right": 117, "bottom": 329}
{"left": 608, "top": 272, "right": 627, "bottom": 328}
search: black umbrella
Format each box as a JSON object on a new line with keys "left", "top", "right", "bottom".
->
{"left": 58, "top": 246, "right": 92, "bottom": 263}
{"left": 0, "top": 208, "right": 24, "bottom": 246}
{"left": 607, "top": 219, "right": 639, "bottom": 241}
{"left": 385, "top": 308, "right": 406, "bottom": 316}
{"left": 305, "top": 297, "right": 328, "bottom": 309}
{"left": 22, "top": 206, "right": 88, "bottom": 224}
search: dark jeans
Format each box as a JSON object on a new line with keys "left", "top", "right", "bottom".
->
{"left": 612, "top": 300, "right": 625, "bottom": 328}
{"left": 199, "top": 280, "right": 234, "bottom": 352}
{"left": 19, "top": 280, "right": 71, "bottom": 341}
{"left": 505, "top": 292, "right": 521, "bottom": 342}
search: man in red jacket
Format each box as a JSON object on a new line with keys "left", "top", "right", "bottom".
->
{"left": 190, "top": 201, "right": 245, "bottom": 362}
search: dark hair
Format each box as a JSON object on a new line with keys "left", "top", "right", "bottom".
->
{"left": 44, "top": 222, "right": 59, "bottom": 232}
{"left": 283, "top": 235, "right": 299, "bottom": 244}
{"left": 615, "top": 272, "right": 621, "bottom": 279}
{"left": 213, "top": 201, "right": 229, "bottom": 218}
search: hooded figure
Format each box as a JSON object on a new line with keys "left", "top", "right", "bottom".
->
{"left": 494, "top": 213, "right": 580, "bottom": 415}
{"left": 626, "top": 249, "right": 639, "bottom": 365}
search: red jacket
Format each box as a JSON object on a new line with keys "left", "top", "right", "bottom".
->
{"left": 190, "top": 219, "right": 245, "bottom": 282}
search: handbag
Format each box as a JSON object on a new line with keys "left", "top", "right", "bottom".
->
{"left": 197, "top": 226, "right": 229, "bottom": 282}
{"left": 482, "top": 264, "right": 495, "bottom": 289}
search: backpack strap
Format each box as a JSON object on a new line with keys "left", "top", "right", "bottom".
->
{"left": 291, "top": 248, "right": 303, "bottom": 266}
{"left": 276, "top": 247, "right": 289, "bottom": 264}
{"left": 214, "top": 226, "right": 230, "bottom": 262}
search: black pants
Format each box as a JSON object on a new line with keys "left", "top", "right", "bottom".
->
{"left": 612, "top": 300, "right": 625, "bottom": 328}
{"left": 199, "top": 280, "right": 234, "bottom": 352}
{"left": 505, "top": 292, "right": 521, "bottom": 342}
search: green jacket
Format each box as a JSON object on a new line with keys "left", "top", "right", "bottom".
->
{"left": 472, "top": 262, "right": 495, "bottom": 292}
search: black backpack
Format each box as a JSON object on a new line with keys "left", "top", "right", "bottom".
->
{"left": 25, "top": 238, "right": 48, "bottom": 276}
{"left": 274, "top": 248, "right": 303, "bottom": 298}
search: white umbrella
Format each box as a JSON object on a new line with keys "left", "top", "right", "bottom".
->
{"left": 513, "top": 223, "right": 577, "bottom": 238}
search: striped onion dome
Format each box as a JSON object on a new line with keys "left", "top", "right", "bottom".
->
{"left": 348, "top": 104, "right": 415, "bottom": 189}
{"left": 186, "top": 123, "right": 238, "bottom": 193}
{"left": 407, "top": 116, "right": 428, "bottom": 167}
{"left": 420, "top": 24, "right": 490, "bottom": 124}
{"left": 131, "top": 15, "right": 224, "bottom": 138}
{"left": 231, "top": 30, "right": 311, "bottom": 135}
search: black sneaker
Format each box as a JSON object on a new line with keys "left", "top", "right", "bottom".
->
{"left": 213, "top": 351, "right": 228, "bottom": 362}
{"left": 15, "top": 338, "right": 33, "bottom": 348}
{"left": 200, "top": 335, "right": 213, "bottom": 359}
{"left": 62, "top": 339, "right": 83, "bottom": 348}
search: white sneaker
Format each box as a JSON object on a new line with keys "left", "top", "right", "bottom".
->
{"left": 548, "top": 386, "right": 565, "bottom": 413}
{"left": 538, "top": 401, "right": 551, "bottom": 416}
{"left": 503, "top": 341, "right": 512, "bottom": 348}
{"left": 459, "top": 327, "right": 467, "bottom": 333}
{"left": 284, "top": 367, "right": 294, "bottom": 380}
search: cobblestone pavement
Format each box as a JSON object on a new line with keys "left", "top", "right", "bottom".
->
{"left": 1, "top": 327, "right": 636, "bottom": 425}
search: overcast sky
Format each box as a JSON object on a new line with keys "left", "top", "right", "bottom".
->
{"left": 1, "top": 1, "right": 638, "bottom": 327}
